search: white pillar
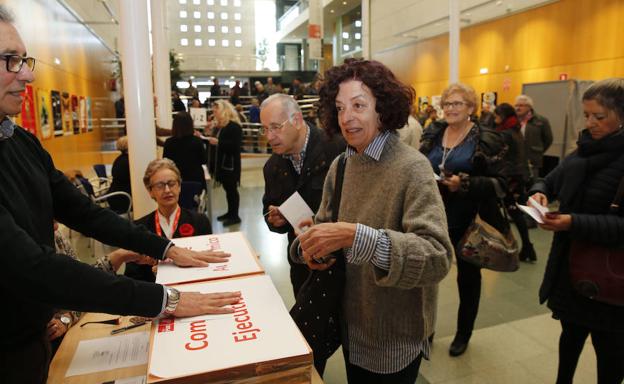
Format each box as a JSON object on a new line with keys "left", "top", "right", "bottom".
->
{"left": 362, "top": 0, "right": 371, "bottom": 60}
{"left": 119, "top": 0, "right": 157, "bottom": 218}
{"left": 151, "top": 0, "right": 173, "bottom": 130}
{"left": 449, "top": 0, "right": 460, "bottom": 83}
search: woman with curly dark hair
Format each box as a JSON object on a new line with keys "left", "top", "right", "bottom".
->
{"left": 420, "top": 83, "right": 508, "bottom": 357}
{"left": 292, "top": 58, "right": 453, "bottom": 383}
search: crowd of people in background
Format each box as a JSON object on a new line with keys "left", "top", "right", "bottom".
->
{"left": 3, "top": 1, "right": 623, "bottom": 380}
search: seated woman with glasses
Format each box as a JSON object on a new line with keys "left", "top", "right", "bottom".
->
{"left": 124, "top": 159, "right": 220, "bottom": 282}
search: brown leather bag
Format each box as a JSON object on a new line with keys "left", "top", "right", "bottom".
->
{"left": 569, "top": 176, "right": 624, "bottom": 306}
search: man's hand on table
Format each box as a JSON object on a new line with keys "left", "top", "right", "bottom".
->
{"left": 165, "top": 245, "right": 231, "bottom": 267}
{"left": 174, "top": 291, "right": 242, "bottom": 317}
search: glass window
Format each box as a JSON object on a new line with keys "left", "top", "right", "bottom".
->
{"left": 234, "top": 26, "right": 242, "bottom": 34}
{"left": 355, "top": 32, "right": 361, "bottom": 40}
{"left": 343, "top": 44, "right": 350, "bottom": 51}
{"left": 208, "top": 39, "right": 216, "bottom": 46}
{"left": 235, "top": 40, "right": 242, "bottom": 47}
{"left": 220, "top": 12, "right": 228, "bottom": 20}
{"left": 179, "top": 0, "right": 187, "bottom": 4}
{"left": 355, "top": 20, "right": 362, "bottom": 27}
{"left": 342, "top": 32, "right": 349, "bottom": 39}
{"left": 180, "top": 38, "right": 189, "bottom": 46}
{"left": 194, "top": 38, "right": 202, "bottom": 46}
{"left": 221, "top": 26, "right": 229, "bottom": 33}
{"left": 193, "top": 0, "right": 200, "bottom": 4}
{"left": 222, "top": 39, "right": 229, "bottom": 47}
{"left": 207, "top": 11, "right": 215, "bottom": 19}
{"left": 179, "top": 10, "right": 188, "bottom": 18}
{"left": 207, "top": 0, "right": 214, "bottom": 4}
{"left": 233, "top": 0, "right": 241, "bottom": 6}
{"left": 193, "top": 11, "right": 201, "bottom": 19}
{"left": 194, "top": 25, "right": 201, "bottom": 32}
{"left": 180, "top": 24, "right": 188, "bottom": 32}
{"left": 234, "top": 13, "right": 241, "bottom": 20}
{"left": 220, "top": 0, "right": 228, "bottom": 5}
{"left": 207, "top": 25, "right": 216, "bottom": 33}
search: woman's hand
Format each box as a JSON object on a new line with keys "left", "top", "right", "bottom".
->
{"left": 173, "top": 291, "right": 242, "bottom": 317}
{"left": 531, "top": 192, "right": 549, "bottom": 207}
{"left": 108, "top": 248, "right": 156, "bottom": 272}
{"left": 441, "top": 174, "right": 461, "bottom": 192}
{"left": 46, "top": 318, "right": 68, "bottom": 341}
{"left": 540, "top": 213, "right": 572, "bottom": 232}
{"left": 298, "top": 222, "right": 356, "bottom": 270}
{"left": 165, "top": 246, "right": 231, "bottom": 267}
{"left": 266, "top": 205, "right": 287, "bottom": 228}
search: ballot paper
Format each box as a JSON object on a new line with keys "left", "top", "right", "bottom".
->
{"left": 148, "top": 275, "right": 310, "bottom": 381}
{"left": 66, "top": 331, "right": 149, "bottom": 377}
{"left": 156, "top": 232, "right": 263, "bottom": 285}
{"left": 517, "top": 196, "right": 550, "bottom": 224}
{"left": 278, "top": 191, "right": 315, "bottom": 232}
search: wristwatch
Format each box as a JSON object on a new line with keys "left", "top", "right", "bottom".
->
{"left": 164, "top": 287, "right": 181, "bottom": 316}
{"left": 59, "top": 315, "right": 72, "bottom": 328}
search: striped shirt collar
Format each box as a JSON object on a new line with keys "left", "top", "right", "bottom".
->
{"left": 344, "top": 130, "right": 391, "bottom": 161}
{"left": 283, "top": 124, "right": 310, "bottom": 174}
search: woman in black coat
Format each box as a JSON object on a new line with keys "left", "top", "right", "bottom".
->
{"left": 494, "top": 103, "right": 536, "bottom": 262}
{"left": 420, "top": 83, "right": 508, "bottom": 357}
{"left": 163, "top": 112, "right": 207, "bottom": 189}
{"left": 208, "top": 99, "right": 242, "bottom": 226}
{"left": 108, "top": 136, "right": 132, "bottom": 213}
{"left": 529, "top": 78, "right": 624, "bottom": 384}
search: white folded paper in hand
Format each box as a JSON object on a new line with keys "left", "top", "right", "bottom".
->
{"left": 278, "top": 191, "right": 314, "bottom": 233}
{"left": 516, "top": 196, "right": 550, "bottom": 224}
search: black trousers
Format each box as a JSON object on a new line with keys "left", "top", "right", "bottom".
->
{"left": 450, "top": 226, "right": 482, "bottom": 339}
{"left": 220, "top": 176, "right": 239, "bottom": 218}
{"left": 503, "top": 176, "right": 533, "bottom": 248}
{"left": 342, "top": 348, "right": 423, "bottom": 384}
{"left": 556, "top": 319, "right": 624, "bottom": 384}
{"left": 0, "top": 333, "right": 51, "bottom": 384}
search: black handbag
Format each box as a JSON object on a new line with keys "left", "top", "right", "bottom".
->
{"left": 290, "top": 154, "right": 346, "bottom": 369}
{"left": 569, "top": 176, "right": 624, "bottom": 306}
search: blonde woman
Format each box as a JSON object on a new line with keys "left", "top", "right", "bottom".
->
{"left": 208, "top": 100, "right": 243, "bottom": 225}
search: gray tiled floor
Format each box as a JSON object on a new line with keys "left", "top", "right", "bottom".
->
{"left": 76, "top": 156, "right": 599, "bottom": 384}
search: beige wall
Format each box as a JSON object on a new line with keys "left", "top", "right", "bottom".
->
{"left": 373, "top": 0, "right": 624, "bottom": 107}
{"left": 2, "top": 0, "right": 117, "bottom": 174}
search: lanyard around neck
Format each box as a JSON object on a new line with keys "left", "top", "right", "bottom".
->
{"left": 155, "top": 207, "right": 181, "bottom": 238}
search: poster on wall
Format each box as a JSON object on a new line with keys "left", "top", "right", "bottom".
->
{"left": 79, "top": 96, "right": 87, "bottom": 133}
{"left": 481, "top": 92, "right": 497, "bottom": 111}
{"left": 418, "top": 96, "right": 430, "bottom": 112}
{"left": 61, "top": 92, "right": 72, "bottom": 135}
{"left": 50, "top": 90, "right": 63, "bottom": 137}
{"left": 86, "top": 97, "right": 93, "bottom": 132}
{"left": 431, "top": 95, "right": 442, "bottom": 118}
{"left": 37, "top": 89, "right": 52, "bottom": 139}
{"left": 20, "top": 85, "right": 37, "bottom": 135}
{"left": 71, "top": 95, "right": 79, "bottom": 135}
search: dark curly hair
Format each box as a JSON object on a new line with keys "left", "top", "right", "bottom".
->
{"left": 318, "top": 58, "right": 415, "bottom": 136}
{"left": 494, "top": 103, "right": 516, "bottom": 121}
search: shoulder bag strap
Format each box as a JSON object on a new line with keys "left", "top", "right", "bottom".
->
{"left": 608, "top": 176, "right": 624, "bottom": 214}
{"left": 331, "top": 153, "right": 346, "bottom": 223}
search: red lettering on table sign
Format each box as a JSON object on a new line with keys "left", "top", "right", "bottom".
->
{"left": 230, "top": 297, "right": 261, "bottom": 343}
{"left": 213, "top": 264, "right": 229, "bottom": 272}
{"left": 208, "top": 237, "right": 221, "bottom": 251}
{"left": 185, "top": 319, "right": 209, "bottom": 351}
{"left": 157, "top": 318, "right": 175, "bottom": 333}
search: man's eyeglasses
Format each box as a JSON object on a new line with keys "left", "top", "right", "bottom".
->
{"left": 442, "top": 101, "right": 466, "bottom": 110}
{"left": 0, "top": 54, "right": 36, "bottom": 74}
{"left": 258, "top": 116, "right": 292, "bottom": 135}
{"left": 150, "top": 180, "right": 180, "bottom": 191}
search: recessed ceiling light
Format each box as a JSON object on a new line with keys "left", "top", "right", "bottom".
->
{"left": 496, "top": 0, "right": 503, "bottom": 5}
{"left": 330, "top": 9, "right": 334, "bottom": 13}
{"left": 342, "top": 1, "right": 347, "bottom": 4}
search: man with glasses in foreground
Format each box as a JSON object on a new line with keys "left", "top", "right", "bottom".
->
{"left": 261, "top": 93, "right": 345, "bottom": 296}
{"left": 0, "top": 6, "right": 240, "bottom": 382}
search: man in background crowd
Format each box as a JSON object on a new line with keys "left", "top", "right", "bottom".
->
{"left": 515, "top": 94, "right": 553, "bottom": 180}
{"left": 260, "top": 94, "right": 344, "bottom": 296}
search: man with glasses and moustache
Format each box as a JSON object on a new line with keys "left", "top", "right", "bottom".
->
{"left": 261, "top": 94, "right": 344, "bottom": 296}
{"left": 0, "top": 6, "right": 240, "bottom": 382}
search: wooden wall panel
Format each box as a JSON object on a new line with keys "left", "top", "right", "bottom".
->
{"left": 2, "top": 0, "right": 117, "bottom": 175}
{"left": 374, "top": 0, "right": 624, "bottom": 106}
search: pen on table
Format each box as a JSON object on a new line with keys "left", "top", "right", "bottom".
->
{"left": 110, "top": 321, "right": 147, "bottom": 335}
